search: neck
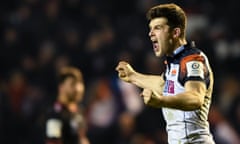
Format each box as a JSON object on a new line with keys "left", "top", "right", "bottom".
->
{"left": 58, "top": 94, "right": 69, "bottom": 106}
{"left": 167, "top": 38, "right": 187, "bottom": 56}
{"left": 58, "top": 94, "right": 78, "bottom": 112}
{"left": 175, "top": 38, "right": 187, "bottom": 49}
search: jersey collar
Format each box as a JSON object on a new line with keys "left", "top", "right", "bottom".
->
{"left": 173, "top": 45, "right": 185, "bottom": 56}
{"left": 165, "top": 42, "right": 193, "bottom": 63}
{"left": 165, "top": 45, "right": 185, "bottom": 63}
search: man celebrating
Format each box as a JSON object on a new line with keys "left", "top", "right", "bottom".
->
{"left": 116, "top": 3, "right": 215, "bottom": 144}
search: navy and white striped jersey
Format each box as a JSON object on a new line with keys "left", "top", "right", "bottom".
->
{"left": 162, "top": 42, "right": 215, "bottom": 144}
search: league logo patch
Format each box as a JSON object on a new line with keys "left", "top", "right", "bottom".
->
{"left": 186, "top": 61, "right": 204, "bottom": 79}
{"left": 192, "top": 63, "right": 200, "bottom": 69}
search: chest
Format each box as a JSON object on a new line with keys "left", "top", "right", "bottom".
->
{"left": 163, "top": 63, "right": 184, "bottom": 95}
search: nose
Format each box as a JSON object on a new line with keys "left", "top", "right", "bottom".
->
{"left": 148, "top": 29, "right": 154, "bottom": 37}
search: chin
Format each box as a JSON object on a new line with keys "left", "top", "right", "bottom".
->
{"left": 155, "top": 52, "right": 162, "bottom": 57}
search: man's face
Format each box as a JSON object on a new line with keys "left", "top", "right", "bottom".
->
{"left": 148, "top": 17, "right": 173, "bottom": 57}
{"left": 75, "top": 81, "right": 85, "bottom": 102}
{"left": 61, "top": 77, "right": 78, "bottom": 102}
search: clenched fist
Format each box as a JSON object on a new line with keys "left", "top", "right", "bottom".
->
{"left": 140, "top": 89, "right": 163, "bottom": 108}
{"left": 115, "top": 61, "right": 136, "bottom": 82}
{"left": 140, "top": 89, "right": 153, "bottom": 104}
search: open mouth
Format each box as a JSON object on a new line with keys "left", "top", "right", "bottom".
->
{"left": 152, "top": 40, "right": 158, "bottom": 51}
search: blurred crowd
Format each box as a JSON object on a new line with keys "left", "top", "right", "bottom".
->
{"left": 0, "top": 0, "right": 240, "bottom": 144}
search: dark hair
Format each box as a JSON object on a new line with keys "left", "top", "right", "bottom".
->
{"left": 57, "top": 73, "right": 77, "bottom": 85}
{"left": 146, "top": 3, "right": 187, "bottom": 38}
{"left": 57, "top": 66, "right": 83, "bottom": 85}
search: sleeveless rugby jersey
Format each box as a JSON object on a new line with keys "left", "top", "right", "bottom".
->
{"left": 162, "top": 42, "right": 215, "bottom": 144}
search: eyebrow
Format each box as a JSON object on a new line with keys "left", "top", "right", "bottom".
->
{"left": 149, "top": 24, "right": 165, "bottom": 29}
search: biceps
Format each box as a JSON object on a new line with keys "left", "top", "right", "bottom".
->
{"left": 184, "top": 81, "right": 206, "bottom": 98}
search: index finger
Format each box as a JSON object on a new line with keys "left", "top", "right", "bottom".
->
{"left": 115, "top": 61, "right": 127, "bottom": 71}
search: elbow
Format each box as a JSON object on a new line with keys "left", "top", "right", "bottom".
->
{"left": 193, "top": 94, "right": 204, "bottom": 109}
{"left": 184, "top": 100, "right": 203, "bottom": 111}
{"left": 194, "top": 100, "right": 203, "bottom": 109}
{"left": 184, "top": 92, "right": 204, "bottom": 110}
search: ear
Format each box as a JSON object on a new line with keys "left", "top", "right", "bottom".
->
{"left": 59, "top": 84, "right": 63, "bottom": 92}
{"left": 172, "top": 27, "right": 181, "bottom": 38}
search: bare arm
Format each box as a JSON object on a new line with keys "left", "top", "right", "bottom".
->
{"left": 142, "top": 80, "right": 206, "bottom": 111}
{"left": 115, "top": 61, "right": 165, "bottom": 94}
{"left": 130, "top": 72, "right": 165, "bottom": 94}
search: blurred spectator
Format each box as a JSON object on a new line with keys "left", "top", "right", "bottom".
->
{"left": 85, "top": 78, "right": 119, "bottom": 144}
{"left": 217, "top": 76, "right": 240, "bottom": 115}
{"left": 209, "top": 106, "right": 240, "bottom": 144}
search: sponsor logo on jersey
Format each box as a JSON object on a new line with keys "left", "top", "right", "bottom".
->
{"left": 164, "top": 80, "right": 174, "bottom": 94}
{"left": 171, "top": 69, "right": 177, "bottom": 76}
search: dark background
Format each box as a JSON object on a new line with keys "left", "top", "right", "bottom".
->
{"left": 1, "top": 0, "right": 240, "bottom": 144}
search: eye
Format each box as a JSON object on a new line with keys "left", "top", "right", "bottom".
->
{"left": 155, "top": 25, "right": 163, "bottom": 30}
